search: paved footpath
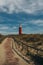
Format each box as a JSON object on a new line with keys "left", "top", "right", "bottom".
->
{"left": 0, "top": 38, "right": 29, "bottom": 65}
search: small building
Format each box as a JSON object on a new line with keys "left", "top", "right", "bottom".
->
{"left": 19, "top": 24, "right": 22, "bottom": 35}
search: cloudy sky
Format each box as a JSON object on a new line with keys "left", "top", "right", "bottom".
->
{"left": 0, "top": 0, "right": 43, "bottom": 35}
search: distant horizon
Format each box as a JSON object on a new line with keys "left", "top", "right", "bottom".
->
{"left": 0, "top": 33, "right": 43, "bottom": 35}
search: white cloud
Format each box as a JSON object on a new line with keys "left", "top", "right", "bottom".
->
{"left": 0, "top": 31, "right": 7, "bottom": 34}
{"left": 0, "top": 25, "right": 17, "bottom": 30}
{"left": 0, "top": 0, "right": 43, "bottom": 14}
{"left": 12, "top": 26, "right": 17, "bottom": 29}
{"left": 0, "top": 0, "right": 6, "bottom": 6}
{"left": 0, "top": 26, "right": 9, "bottom": 30}
{"left": 30, "top": 20, "right": 43, "bottom": 26}
{"left": 0, "top": 25, "right": 18, "bottom": 34}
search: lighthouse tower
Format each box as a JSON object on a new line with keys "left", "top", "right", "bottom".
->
{"left": 19, "top": 24, "right": 22, "bottom": 35}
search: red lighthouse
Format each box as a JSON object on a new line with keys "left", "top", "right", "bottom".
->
{"left": 19, "top": 24, "right": 22, "bottom": 35}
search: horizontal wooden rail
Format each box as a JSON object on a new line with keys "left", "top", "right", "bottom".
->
{"left": 12, "top": 47, "right": 30, "bottom": 64}
{"left": 14, "top": 38, "right": 43, "bottom": 52}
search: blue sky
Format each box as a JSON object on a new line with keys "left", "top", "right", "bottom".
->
{"left": 0, "top": 0, "right": 43, "bottom": 35}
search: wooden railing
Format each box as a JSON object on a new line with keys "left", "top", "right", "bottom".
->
{"left": 13, "top": 37, "right": 43, "bottom": 57}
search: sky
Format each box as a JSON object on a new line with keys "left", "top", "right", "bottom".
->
{"left": 0, "top": 0, "right": 43, "bottom": 35}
